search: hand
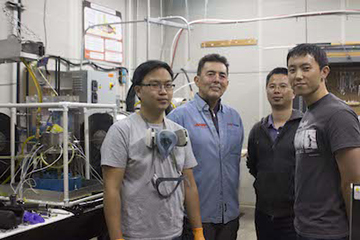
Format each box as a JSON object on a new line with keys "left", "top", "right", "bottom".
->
{"left": 192, "top": 228, "right": 205, "bottom": 240}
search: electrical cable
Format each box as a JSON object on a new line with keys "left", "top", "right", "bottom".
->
{"left": 1, "top": 135, "right": 37, "bottom": 184}
{"left": 72, "top": 144, "right": 103, "bottom": 184}
{"left": 36, "top": 67, "right": 58, "bottom": 96}
{"left": 39, "top": 144, "right": 75, "bottom": 169}
{"left": 21, "top": 59, "right": 43, "bottom": 138}
{"left": 173, "top": 73, "right": 180, "bottom": 81}
{"left": 21, "top": 59, "right": 43, "bottom": 103}
{"left": 43, "top": 55, "right": 128, "bottom": 72}
{"left": 13, "top": 144, "right": 43, "bottom": 194}
{"left": 180, "top": 68, "right": 194, "bottom": 98}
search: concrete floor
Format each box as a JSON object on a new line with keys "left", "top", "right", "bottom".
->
{"left": 237, "top": 205, "right": 257, "bottom": 240}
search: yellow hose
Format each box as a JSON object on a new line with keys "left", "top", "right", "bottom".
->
{"left": 40, "top": 144, "right": 75, "bottom": 169}
{"left": 21, "top": 59, "right": 43, "bottom": 104}
{"left": 21, "top": 59, "right": 43, "bottom": 139}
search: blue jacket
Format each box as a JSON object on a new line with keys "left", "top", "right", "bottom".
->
{"left": 168, "top": 94, "right": 244, "bottom": 223}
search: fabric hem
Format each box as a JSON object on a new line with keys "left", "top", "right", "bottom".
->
{"left": 125, "top": 228, "right": 182, "bottom": 240}
{"left": 295, "top": 226, "right": 349, "bottom": 239}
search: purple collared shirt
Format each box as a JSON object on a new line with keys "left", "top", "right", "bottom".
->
{"left": 267, "top": 115, "right": 283, "bottom": 142}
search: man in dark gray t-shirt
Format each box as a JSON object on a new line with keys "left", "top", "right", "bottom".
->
{"left": 287, "top": 43, "right": 360, "bottom": 240}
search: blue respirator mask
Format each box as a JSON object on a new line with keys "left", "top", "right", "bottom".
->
{"left": 145, "top": 128, "right": 188, "bottom": 159}
{"left": 145, "top": 127, "right": 189, "bottom": 198}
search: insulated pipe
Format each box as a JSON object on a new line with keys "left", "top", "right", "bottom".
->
{"left": 84, "top": 108, "right": 90, "bottom": 179}
{"left": 160, "top": 0, "right": 164, "bottom": 60}
{"left": 258, "top": 0, "right": 264, "bottom": 120}
{"left": 10, "top": 108, "right": 16, "bottom": 184}
{"left": 170, "top": 9, "right": 360, "bottom": 66}
{"left": 158, "top": 16, "right": 191, "bottom": 61}
{"left": 146, "top": 0, "right": 151, "bottom": 60}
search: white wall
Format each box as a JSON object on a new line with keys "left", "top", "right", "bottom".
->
{"left": 0, "top": 0, "right": 16, "bottom": 115}
{"left": 163, "top": 0, "right": 360, "bottom": 205}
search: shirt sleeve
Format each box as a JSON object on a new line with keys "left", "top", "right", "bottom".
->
{"left": 167, "top": 109, "right": 183, "bottom": 126}
{"left": 247, "top": 123, "right": 259, "bottom": 177}
{"left": 101, "top": 121, "right": 129, "bottom": 168}
{"left": 327, "top": 109, "right": 360, "bottom": 153}
{"left": 239, "top": 114, "right": 245, "bottom": 151}
{"left": 183, "top": 136, "right": 198, "bottom": 169}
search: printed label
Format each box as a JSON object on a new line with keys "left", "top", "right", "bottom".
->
{"left": 355, "top": 186, "right": 360, "bottom": 200}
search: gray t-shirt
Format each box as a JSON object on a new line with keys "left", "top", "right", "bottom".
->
{"left": 294, "top": 93, "right": 360, "bottom": 239}
{"left": 101, "top": 113, "right": 197, "bottom": 240}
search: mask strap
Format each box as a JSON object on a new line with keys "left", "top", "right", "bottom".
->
{"left": 154, "top": 175, "right": 185, "bottom": 199}
{"left": 140, "top": 112, "right": 182, "bottom": 198}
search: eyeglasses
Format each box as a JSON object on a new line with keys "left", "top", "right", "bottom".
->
{"left": 140, "top": 82, "right": 175, "bottom": 91}
{"left": 267, "top": 84, "right": 291, "bottom": 91}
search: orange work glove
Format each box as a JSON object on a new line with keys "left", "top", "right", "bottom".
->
{"left": 192, "top": 228, "right": 205, "bottom": 240}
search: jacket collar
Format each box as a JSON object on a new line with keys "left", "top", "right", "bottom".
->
{"left": 262, "top": 109, "right": 303, "bottom": 125}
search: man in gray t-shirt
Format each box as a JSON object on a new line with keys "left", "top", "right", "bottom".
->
{"left": 101, "top": 60, "right": 204, "bottom": 240}
{"left": 287, "top": 44, "right": 360, "bottom": 240}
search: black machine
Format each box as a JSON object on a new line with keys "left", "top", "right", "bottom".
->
{"left": 80, "top": 113, "right": 113, "bottom": 176}
{"left": 0, "top": 113, "right": 18, "bottom": 183}
{"left": 350, "top": 183, "right": 360, "bottom": 240}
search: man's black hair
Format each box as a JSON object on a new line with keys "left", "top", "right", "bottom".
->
{"left": 197, "top": 53, "right": 229, "bottom": 76}
{"left": 287, "top": 43, "right": 328, "bottom": 70}
{"left": 126, "top": 60, "right": 174, "bottom": 112}
{"left": 266, "top": 67, "right": 288, "bottom": 87}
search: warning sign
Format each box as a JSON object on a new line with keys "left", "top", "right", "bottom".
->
{"left": 83, "top": 1, "right": 123, "bottom": 64}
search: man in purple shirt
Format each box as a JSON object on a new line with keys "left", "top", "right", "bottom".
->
{"left": 247, "top": 67, "right": 302, "bottom": 240}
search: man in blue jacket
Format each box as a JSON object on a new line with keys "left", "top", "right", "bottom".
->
{"left": 168, "top": 53, "right": 244, "bottom": 240}
{"left": 247, "top": 67, "right": 302, "bottom": 240}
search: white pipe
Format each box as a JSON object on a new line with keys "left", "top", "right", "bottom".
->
{"left": 125, "top": 0, "right": 133, "bottom": 90}
{"left": 160, "top": 0, "right": 164, "bottom": 60}
{"left": 173, "top": 82, "right": 196, "bottom": 95}
{"left": 147, "top": 0, "right": 151, "bottom": 60}
{"left": 0, "top": 102, "right": 116, "bottom": 108}
{"left": 341, "top": 0, "right": 346, "bottom": 44}
{"left": 0, "top": 193, "right": 104, "bottom": 207}
{"left": 113, "top": 107, "right": 117, "bottom": 123}
{"left": 84, "top": 108, "right": 90, "bottom": 179}
{"left": 12, "top": 0, "right": 19, "bottom": 105}
{"left": 169, "top": 9, "right": 360, "bottom": 66}
{"left": 158, "top": 16, "right": 191, "bottom": 60}
{"left": 66, "top": 192, "right": 103, "bottom": 206}
{"left": 258, "top": 0, "right": 264, "bottom": 120}
{"left": 63, "top": 106, "right": 69, "bottom": 205}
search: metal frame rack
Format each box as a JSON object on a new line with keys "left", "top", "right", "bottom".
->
{"left": 0, "top": 102, "right": 116, "bottom": 207}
